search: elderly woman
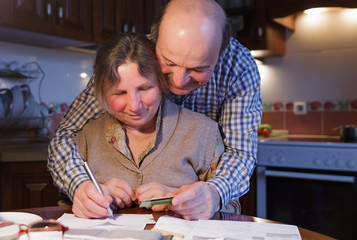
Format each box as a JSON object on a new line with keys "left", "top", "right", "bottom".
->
{"left": 71, "top": 33, "right": 236, "bottom": 219}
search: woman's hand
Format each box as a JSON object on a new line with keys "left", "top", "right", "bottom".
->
{"left": 72, "top": 180, "right": 113, "bottom": 219}
{"left": 104, "top": 178, "right": 136, "bottom": 209}
{"left": 136, "top": 182, "right": 177, "bottom": 211}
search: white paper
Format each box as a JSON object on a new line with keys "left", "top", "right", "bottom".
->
{"left": 153, "top": 215, "right": 302, "bottom": 240}
{"left": 57, "top": 213, "right": 155, "bottom": 230}
{"left": 153, "top": 215, "right": 197, "bottom": 239}
{"left": 18, "top": 231, "right": 142, "bottom": 240}
{"left": 193, "top": 220, "right": 301, "bottom": 240}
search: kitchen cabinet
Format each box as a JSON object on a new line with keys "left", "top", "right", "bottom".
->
{"left": 267, "top": 0, "right": 357, "bottom": 19}
{"left": 267, "top": 0, "right": 357, "bottom": 31}
{"left": 0, "top": 0, "right": 168, "bottom": 48}
{"left": 239, "top": 170, "right": 256, "bottom": 216}
{"left": 92, "top": 0, "right": 146, "bottom": 43}
{"left": 93, "top": 0, "right": 169, "bottom": 43}
{"left": 0, "top": 0, "right": 92, "bottom": 42}
{"left": 0, "top": 161, "right": 59, "bottom": 211}
{"left": 0, "top": 143, "right": 59, "bottom": 211}
{"left": 217, "top": 0, "right": 286, "bottom": 58}
{"left": 0, "top": 161, "right": 58, "bottom": 211}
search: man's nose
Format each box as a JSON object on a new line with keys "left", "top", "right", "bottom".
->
{"left": 171, "top": 68, "right": 190, "bottom": 87}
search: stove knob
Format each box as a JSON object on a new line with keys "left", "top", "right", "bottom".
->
{"left": 335, "top": 159, "right": 344, "bottom": 168}
{"left": 268, "top": 156, "right": 277, "bottom": 163}
{"left": 324, "top": 159, "right": 333, "bottom": 167}
{"left": 347, "top": 160, "right": 356, "bottom": 169}
{"left": 313, "top": 158, "right": 322, "bottom": 166}
{"left": 278, "top": 157, "right": 285, "bottom": 164}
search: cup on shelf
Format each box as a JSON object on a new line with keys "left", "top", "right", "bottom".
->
{"left": 8, "top": 85, "right": 24, "bottom": 120}
{"left": 0, "top": 96, "right": 5, "bottom": 119}
{"left": 16, "top": 86, "right": 36, "bottom": 129}
{"left": 0, "top": 88, "right": 12, "bottom": 117}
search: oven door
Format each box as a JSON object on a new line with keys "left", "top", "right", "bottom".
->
{"left": 256, "top": 166, "right": 357, "bottom": 240}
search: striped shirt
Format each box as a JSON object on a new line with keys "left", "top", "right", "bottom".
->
{"left": 47, "top": 37, "right": 262, "bottom": 208}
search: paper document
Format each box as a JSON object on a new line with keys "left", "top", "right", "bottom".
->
{"left": 193, "top": 219, "right": 301, "bottom": 240}
{"left": 57, "top": 213, "right": 155, "bottom": 230}
{"left": 153, "top": 215, "right": 302, "bottom": 240}
{"left": 18, "top": 228, "right": 163, "bottom": 240}
{"left": 153, "top": 215, "right": 197, "bottom": 239}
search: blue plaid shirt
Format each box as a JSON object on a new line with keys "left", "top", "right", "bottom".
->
{"left": 47, "top": 37, "right": 262, "bottom": 208}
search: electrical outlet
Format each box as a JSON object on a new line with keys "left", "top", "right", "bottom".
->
{"left": 293, "top": 101, "right": 307, "bottom": 115}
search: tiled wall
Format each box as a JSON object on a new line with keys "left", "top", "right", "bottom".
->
{"left": 0, "top": 42, "right": 94, "bottom": 106}
{"left": 262, "top": 108, "right": 357, "bottom": 135}
{"left": 0, "top": 40, "right": 94, "bottom": 138}
{"left": 259, "top": 9, "right": 357, "bottom": 135}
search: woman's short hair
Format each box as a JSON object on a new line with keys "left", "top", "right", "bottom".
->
{"left": 93, "top": 33, "right": 167, "bottom": 112}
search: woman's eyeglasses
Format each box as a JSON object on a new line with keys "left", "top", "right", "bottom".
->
{"left": 1, "top": 219, "right": 68, "bottom": 240}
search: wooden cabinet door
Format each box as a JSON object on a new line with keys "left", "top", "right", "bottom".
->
{"left": 53, "top": 0, "right": 93, "bottom": 42}
{"left": 142, "top": 0, "right": 169, "bottom": 36}
{"left": 0, "top": 0, "right": 92, "bottom": 42}
{"left": 93, "top": 0, "right": 125, "bottom": 43}
{"left": 0, "top": 162, "right": 59, "bottom": 211}
{"left": 126, "top": 0, "right": 145, "bottom": 34}
{"left": 93, "top": 0, "right": 168, "bottom": 43}
{"left": 218, "top": 0, "right": 285, "bottom": 57}
{"left": 0, "top": 0, "right": 51, "bottom": 34}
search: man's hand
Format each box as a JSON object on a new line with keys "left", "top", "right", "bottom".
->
{"left": 104, "top": 178, "right": 136, "bottom": 209}
{"left": 136, "top": 182, "right": 177, "bottom": 211}
{"left": 72, "top": 180, "right": 113, "bottom": 218}
{"left": 169, "top": 181, "right": 221, "bottom": 220}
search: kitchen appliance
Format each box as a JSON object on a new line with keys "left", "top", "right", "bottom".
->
{"left": 335, "top": 125, "right": 357, "bottom": 142}
{"left": 257, "top": 135, "right": 357, "bottom": 240}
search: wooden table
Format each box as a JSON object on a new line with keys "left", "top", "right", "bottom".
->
{"left": 16, "top": 205, "right": 336, "bottom": 240}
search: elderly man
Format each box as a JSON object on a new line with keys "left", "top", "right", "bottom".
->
{"left": 48, "top": 0, "right": 262, "bottom": 220}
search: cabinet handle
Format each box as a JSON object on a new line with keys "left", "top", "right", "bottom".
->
{"left": 46, "top": 2, "right": 51, "bottom": 16}
{"left": 58, "top": 6, "right": 63, "bottom": 20}
{"left": 123, "top": 23, "right": 128, "bottom": 33}
{"left": 258, "top": 26, "right": 263, "bottom": 40}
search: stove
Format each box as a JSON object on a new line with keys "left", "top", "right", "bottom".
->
{"left": 256, "top": 135, "right": 357, "bottom": 240}
{"left": 258, "top": 135, "right": 357, "bottom": 172}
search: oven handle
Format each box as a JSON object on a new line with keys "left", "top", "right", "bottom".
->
{"left": 265, "top": 170, "right": 355, "bottom": 183}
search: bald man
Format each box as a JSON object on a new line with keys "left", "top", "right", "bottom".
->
{"left": 48, "top": 0, "right": 262, "bottom": 220}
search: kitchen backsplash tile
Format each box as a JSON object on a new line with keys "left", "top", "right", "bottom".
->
{"left": 324, "top": 110, "right": 357, "bottom": 135}
{"left": 260, "top": 111, "right": 284, "bottom": 130}
{"left": 263, "top": 99, "right": 357, "bottom": 111}
{"left": 262, "top": 100, "right": 357, "bottom": 135}
{"left": 286, "top": 111, "right": 322, "bottom": 135}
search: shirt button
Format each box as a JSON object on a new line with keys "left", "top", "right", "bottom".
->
{"left": 136, "top": 174, "right": 141, "bottom": 180}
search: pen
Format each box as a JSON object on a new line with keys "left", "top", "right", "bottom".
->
{"left": 83, "top": 161, "right": 114, "bottom": 217}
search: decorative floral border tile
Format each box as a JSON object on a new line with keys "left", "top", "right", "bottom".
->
{"left": 263, "top": 99, "right": 357, "bottom": 111}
